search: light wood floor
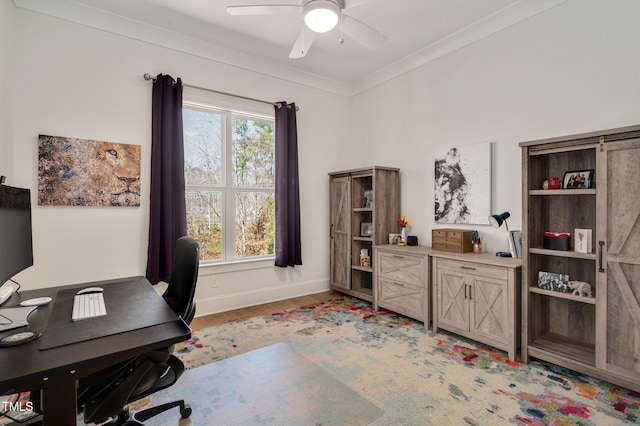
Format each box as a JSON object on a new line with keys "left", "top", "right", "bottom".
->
{"left": 190, "top": 291, "right": 343, "bottom": 331}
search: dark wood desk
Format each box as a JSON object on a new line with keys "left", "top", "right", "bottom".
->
{"left": 0, "top": 277, "right": 191, "bottom": 425}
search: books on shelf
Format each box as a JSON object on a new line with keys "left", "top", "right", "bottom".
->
{"left": 508, "top": 230, "right": 523, "bottom": 259}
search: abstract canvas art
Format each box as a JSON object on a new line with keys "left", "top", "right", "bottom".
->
{"left": 434, "top": 142, "right": 491, "bottom": 224}
{"left": 38, "top": 135, "right": 141, "bottom": 206}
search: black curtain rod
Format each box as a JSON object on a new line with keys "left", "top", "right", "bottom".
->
{"left": 143, "top": 74, "right": 298, "bottom": 111}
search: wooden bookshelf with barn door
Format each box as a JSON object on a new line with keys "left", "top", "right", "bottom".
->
{"left": 329, "top": 166, "right": 399, "bottom": 302}
{"left": 520, "top": 124, "right": 640, "bottom": 391}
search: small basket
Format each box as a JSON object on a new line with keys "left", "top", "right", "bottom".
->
{"left": 543, "top": 232, "right": 570, "bottom": 251}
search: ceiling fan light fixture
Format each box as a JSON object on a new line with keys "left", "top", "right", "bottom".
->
{"left": 304, "top": 0, "right": 340, "bottom": 33}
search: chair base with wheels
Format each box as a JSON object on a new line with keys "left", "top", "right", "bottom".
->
{"left": 116, "top": 400, "right": 191, "bottom": 425}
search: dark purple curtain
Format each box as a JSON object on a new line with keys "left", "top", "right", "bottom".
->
{"left": 145, "top": 74, "right": 187, "bottom": 284}
{"left": 274, "top": 102, "right": 302, "bottom": 267}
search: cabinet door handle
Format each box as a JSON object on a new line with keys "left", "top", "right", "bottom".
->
{"left": 469, "top": 285, "right": 472, "bottom": 300}
{"left": 330, "top": 224, "right": 333, "bottom": 239}
{"left": 461, "top": 266, "right": 476, "bottom": 270}
{"left": 598, "top": 241, "right": 605, "bottom": 273}
{"left": 393, "top": 255, "right": 404, "bottom": 259}
{"left": 464, "top": 284, "right": 468, "bottom": 299}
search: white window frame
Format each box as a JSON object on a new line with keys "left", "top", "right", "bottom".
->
{"left": 183, "top": 88, "right": 275, "bottom": 268}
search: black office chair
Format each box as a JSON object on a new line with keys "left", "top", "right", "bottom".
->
{"left": 78, "top": 236, "right": 200, "bottom": 425}
{"left": 162, "top": 236, "right": 198, "bottom": 324}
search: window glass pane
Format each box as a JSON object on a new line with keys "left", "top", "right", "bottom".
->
{"left": 186, "top": 190, "right": 222, "bottom": 261}
{"left": 183, "top": 108, "right": 223, "bottom": 186}
{"left": 232, "top": 116, "right": 275, "bottom": 188}
{"left": 234, "top": 191, "right": 275, "bottom": 258}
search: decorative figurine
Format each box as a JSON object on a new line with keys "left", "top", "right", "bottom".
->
{"left": 567, "top": 280, "right": 592, "bottom": 297}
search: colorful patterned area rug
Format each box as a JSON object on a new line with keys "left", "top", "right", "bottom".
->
{"left": 170, "top": 297, "right": 639, "bottom": 425}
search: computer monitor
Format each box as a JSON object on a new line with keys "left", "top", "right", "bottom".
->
{"left": 0, "top": 184, "right": 33, "bottom": 286}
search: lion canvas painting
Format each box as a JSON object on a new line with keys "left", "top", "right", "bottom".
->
{"left": 38, "top": 135, "right": 141, "bottom": 206}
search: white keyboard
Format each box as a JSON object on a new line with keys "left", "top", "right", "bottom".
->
{"left": 72, "top": 293, "right": 107, "bottom": 321}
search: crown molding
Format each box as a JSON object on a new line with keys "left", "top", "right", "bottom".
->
{"left": 14, "top": 0, "right": 567, "bottom": 98}
{"left": 13, "top": 0, "right": 350, "bottom": 95}
{"left": 347, "top": 0, "right": 567, "bottom": 96}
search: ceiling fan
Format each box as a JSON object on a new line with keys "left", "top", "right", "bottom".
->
{"left": 227, "top": 0, "right": 386, "bottom": 58}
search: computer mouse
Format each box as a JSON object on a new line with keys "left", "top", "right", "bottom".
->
{"left": 20, "top": 297, "right": 53, "bottom": 307}
{"left": 76, "top": 287, "right": 104, "bottom": 295}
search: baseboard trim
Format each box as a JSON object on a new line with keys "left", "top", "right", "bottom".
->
{"left": 194, "top": 279, "right": 330, "bottom": 317}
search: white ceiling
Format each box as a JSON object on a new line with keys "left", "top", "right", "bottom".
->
{"left": 14, "top": 0, "right": 566, "bottom": 96}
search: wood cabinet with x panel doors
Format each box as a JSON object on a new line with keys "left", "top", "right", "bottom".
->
{"left": 520, "top": 124, "right": 640, "bottom": 391}
{"left": 432, "top": 252, "right": 521, "bottom": 361}
{"left": 329, "top": 166, "right": 400, "bottom": 302}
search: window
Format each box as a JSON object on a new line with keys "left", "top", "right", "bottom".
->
{"left": 183, "top": 100, "right": 275, "bottom": 263}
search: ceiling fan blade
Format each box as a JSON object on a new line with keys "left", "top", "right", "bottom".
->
{"left": 340, "top": 14, "right": 386, "bottom": 50}
{"left": 344, "top": 0, "right": 376, "bottom": 10}
{"left": 289, "top": 28, "right": 316, "bottom": 59}
{"left": 227, "top": 4, "right": 302, "bottom": 16}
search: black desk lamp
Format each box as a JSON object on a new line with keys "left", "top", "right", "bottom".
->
{"left": 489, "top": 212, "right": 512, "bottom": 257}
{"left": 489, "top": 212, "right": 510, "bottom": 231}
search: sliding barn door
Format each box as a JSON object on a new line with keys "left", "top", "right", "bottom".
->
{"left": 597, "top": 138, "right": 640, "bottom": 379}
{"left": 330, "top": 176, "right": 350, "bottom": 290}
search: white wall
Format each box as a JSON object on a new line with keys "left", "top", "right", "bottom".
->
{"left": 350, "top": 0, "right": 640, "bottom": 254}
{"left": 0, "top": 2, "right": 15, "bottom": 177}
{"left": 9, "top": 8, "right": 354, "bottom": 315}
{"left": 8, "top": 0, "right": 640, "bottom": 315}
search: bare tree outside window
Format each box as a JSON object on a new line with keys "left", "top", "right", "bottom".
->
{"left": 183, "top": 104, "right": 275, "bottom": 262}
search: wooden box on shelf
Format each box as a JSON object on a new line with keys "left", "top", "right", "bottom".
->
{"left": 432, "top": 229, "right": 474, "bottom": 253}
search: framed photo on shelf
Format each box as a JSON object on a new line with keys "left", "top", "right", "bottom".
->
{"left": 360, "top": 222, "right": 373, "bottom": 237}
{"left": 574, "top": 228, "right": 593, "bottom": 253}
{"left": 537, "top": 271, "right": 569, "bottom": 293}
{"left": 562, "top": 169, "right": 593, "bottom": 189}
{"left": 389, "top": 233, "right": 402, "bottom": 245}
{"left": 363, "top": 190, "right": 373, "bottom": 208}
